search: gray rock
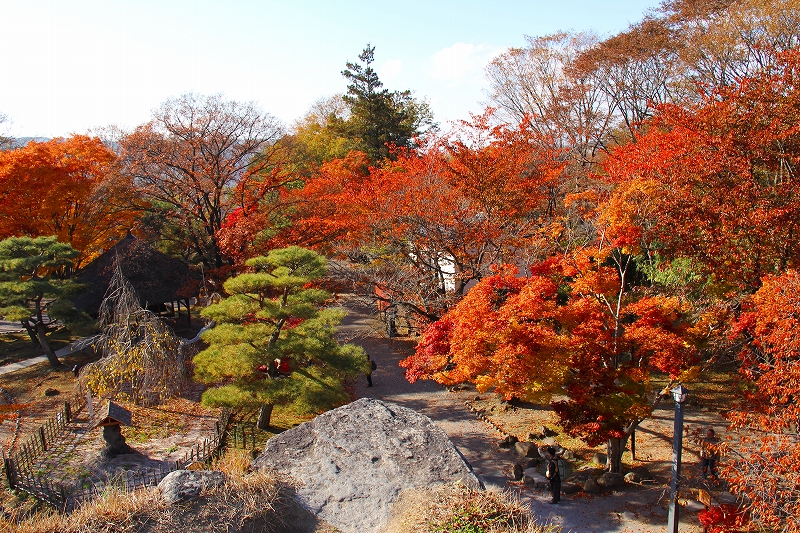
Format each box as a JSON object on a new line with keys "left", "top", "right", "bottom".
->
{"left": 512, "top": 463, "right": 524, "bottom": 481}
{"left": 514, "top": 441, "right": 539, "bottom": 458}
{"left": 592, "top": 452, "right": 607, "bottom": 465}
{"left": 717, "top": 491, "right": 737, "bottom": 504}
{"left": 158, "top": 470, "right": 225, "bottom": 504}
{"left": 598, "top": 472, "right": 625, "bottom": 489}
{"left": 624, "top": 471, "right": 641, "bottom": 483}
{"left": 630, "top": 465, "right": 654, "bottom": 480}
{"left": 44, "top": 388, "right": 60, "bottom": 397}
{"left": 252, "top": 398, "right": 480, "bottom": 533}
{"left": 583, "top": 475, "right": 601, "bottom": 494}
{"left": 561, "top": 481, "right": 583, "bottom": 494}
{"left": 522, "top": 468, "right": 548, "bottom": 489}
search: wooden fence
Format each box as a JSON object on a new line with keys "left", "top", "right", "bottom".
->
{"left": 2, "top": 393, "right": 87, "bottom": 512}
{"left": 176, "top": 408, "right": 231, "bottom": 468}
{"left": 4, "top": 393, "right": 85, "bottom": 476}
{"left": 3, "top": 400, "right": 231, "bottom": 513}
{"left": 227, "top": 423, "right": 258, "bottom": 451}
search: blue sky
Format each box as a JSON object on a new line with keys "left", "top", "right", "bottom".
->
{"left": 1, "top": 0, "right": 659, "bottom": 138}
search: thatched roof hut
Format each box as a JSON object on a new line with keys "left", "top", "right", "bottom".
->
{"left": 73, "top": 233, "right": 201, "bottom": 325}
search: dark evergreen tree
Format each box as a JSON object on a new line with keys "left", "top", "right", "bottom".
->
{"left": 338, "top": 45, "right": 434, "bottom": 162}
{"left": 0, "top": 236, "right": 89, "bottom": 367}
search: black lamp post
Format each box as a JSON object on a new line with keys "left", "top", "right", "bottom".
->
{"left": 667, "top": 384, "right": 689, "bottom": 533}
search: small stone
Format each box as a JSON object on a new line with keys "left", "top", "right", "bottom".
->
{"left": 598, "top": 472, "right": 625, "bottom": 489}
{"left": 158, "top": 470, "right": 225, "bottom": 504}
{"left": 44, "top": 388, "right": 60, "bottom": 397}
{"left": 717, "top": 491, "right": 737, "bottom": 504}
{"left": 630, "top": 465, "right": 654, "bottom": 480}
{"left": 583, "top": 476, "right": 601, "bottom": 494}
{"left": 528, "top": 433, "right": 539, "bottom": 441}
{"left": 621, "top": 510, "right": 637, "bottom": 521}
{"left": 592, "top": 452, "right": 607, "bottom": 465}
{"left": 474, "top": 396, "right": 481, "bottom": 401}
{"left": 523, "top": 468, "right": 548, "bottom": 488}
{"left": 512, "top": 463, "right": 524, "bottom": 481}
{"left": 624, "top": 471, "right": 641, "bottom": 483}
{"left": 514, "top": 441, "right": 538, "bottom": 458}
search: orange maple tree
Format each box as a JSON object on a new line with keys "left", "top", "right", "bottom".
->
{"left": 0, "top": 135, "right": 137, "bottom": 267}
{"left": 402, "top": 249, "right": 699, "bottom": 473}
{"left": 600, "top": 50, "right": 800, "bottom": 291}
{"left": 725, "top": 269, "right": 800, "bottom": 531}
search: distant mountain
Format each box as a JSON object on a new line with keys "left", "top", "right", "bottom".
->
{"left": 12, "top": 137, "right": 51, "bottom": 146}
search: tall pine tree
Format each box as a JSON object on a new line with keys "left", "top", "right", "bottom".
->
{"left": 338, "top": 45, "right": 434, "bottom": 162}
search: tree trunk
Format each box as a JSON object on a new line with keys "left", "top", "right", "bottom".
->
{"left": 256, "top": 404, "right": 273, "bottom": 430}
{"left": 34, "top": 321, "right": 62, "bottom": 367}
{"left": 606, "top": 436, "right": 628, "bottom": 474}
{"left": 22, "top": 321, "right": 39, "bottom": 345}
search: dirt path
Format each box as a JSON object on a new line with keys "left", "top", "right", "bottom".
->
{"left": 338, "top": 297, "right": 709, "bottom": 533}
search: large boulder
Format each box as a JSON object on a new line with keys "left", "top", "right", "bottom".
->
{"left": 252, "top": 398, "right": 481, "bottom": 533}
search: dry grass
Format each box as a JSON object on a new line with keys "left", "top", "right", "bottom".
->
{"left": 0, "top": 449, "right": 298, "bottom": 533}
{"left": 381, "top": 483, "right": 560, "bottom": 533}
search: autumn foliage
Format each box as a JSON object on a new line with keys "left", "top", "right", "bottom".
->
{"left": 220, "top": 111, "right": 566, "bottom": 320}
{"left": 402, "top": 252, "right": 699, "bottom": 467}
{"left": 0, "top": 135, "right": 137, "bottom": 267}
{"left": 721, "top": 269, "right": 800, "bottom": 530}
{"left": 601, "top": 50, "right": 800, "bottom": 290}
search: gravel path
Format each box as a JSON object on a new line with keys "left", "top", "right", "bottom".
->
{"left": 339, "top": 298, "right": 704, "bottom": 533}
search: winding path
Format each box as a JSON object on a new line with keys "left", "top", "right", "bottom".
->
{"left": 338, "top": 297, "right": 704, "bottom": 533}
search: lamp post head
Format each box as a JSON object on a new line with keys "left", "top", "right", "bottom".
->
{"left": 671, "top": 384, "right": 689, "bottom": 404}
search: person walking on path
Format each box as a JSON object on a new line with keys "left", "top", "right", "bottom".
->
{"left": 701, "top": 428, "right": 720, "bottom": 483}
{"left": 546, "top": 446, "right": 561, "bottom": 504}
{"left": 366, "top": 353, "right": 376, "bottom": 387}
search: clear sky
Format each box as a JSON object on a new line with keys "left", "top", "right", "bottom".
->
{"left": 1, "top": 0, "right": 659, "bottom": 138}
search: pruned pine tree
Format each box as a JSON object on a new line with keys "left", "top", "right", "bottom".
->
{"left": 80, "top": 257, "right": 191, "bottom": 405}
{"left": 0, "top": 236, "right": 89, "bottom": 367}
{"left": 194, "top": 246, "right": 367, "bottom": 429}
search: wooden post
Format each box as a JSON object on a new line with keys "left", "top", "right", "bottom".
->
{"left": 64, "top": 402, "right": 71, "bottom": 423}
{"left": 631, "top": 427, "right": 636, "bottom": 460}
{"left": 4, "top": 457, "right": 15, "bottom": 489}
{"left": 86, "top": 390, "right": 93, "bottom": 421}
{"left": 39, "top": 427, "right": 47, "bottom": 451}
